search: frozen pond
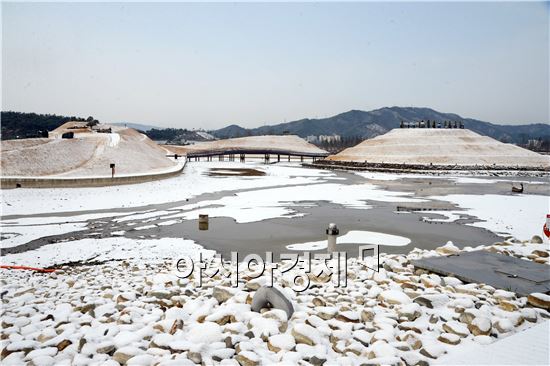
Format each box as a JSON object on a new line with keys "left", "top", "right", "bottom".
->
{"left": 1, "top": 161, "right": 548, "bottom": 265}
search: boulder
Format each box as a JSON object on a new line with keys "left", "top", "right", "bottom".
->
{"left": 527, "top": 293, "right": 550, "bottom": 310}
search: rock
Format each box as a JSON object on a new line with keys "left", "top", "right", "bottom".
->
{"left": 78, "top": 338, "right": 86, "bottom": 352}
{"left": 292, "top": 324, "right": 319, "bottom": 346}
{"left": 495, "top": 318, "right": 514, "bottom": 333}
{"left": 187, "top": 322, "right": 224, "bottom": 343}
{"left": 224, "top": 336, "right": 233, "bottom": 349}
{"left": 527, "top": 293, "right": 550, "bottom": 310}
{"left": 420, "top": 343, "right": 446, "bottom": 359}
{"left": 317, "top": 307, "right": 337, "bottom": 320}
{"left": 413, "top": 294, "right": 449, "bottom": 309}
{"left": 211, "top": 348, "right": 235, "bottom": 361}
{"left": 245, "top": 279, "right": 264, "bottom": 291}
{"left": 96, "top": 342, "right": 115, "bottom": 354}
{"left": 498, "top": 300, "right": 518, "bottom": 312}
{"left": 398, "top": 303, "right": 422, "bottom": 321}
{"left": 369, "top": 341, "right": 397, "bottom": 359}
{"left": 113, "top": 347, "right": 140, "bottom": 365}
{"left": 402, "top": 333, "right": 422, "bottom": 350}
{"left": 361, "top": 309, "right": 375, "bottom": 322}
{"left": 312, "top": 297, "right": 325, "bottom": 307}
{"left": 438, "top": 333, "right": 461, "bottom": 345}
{"left": 212, "top": 287, "right": 234, "bottom": 304}
{"left": 442, "top": 321, "right": 470, "bottom": 337}
{"left": 532, "top": 250, "right": 549, "bottom": 258}
{"left": 310, "top": 356, "right": 327, "bottom": 366}
{"left": 236, "top": 351, "right": 260, "bottom": 366}
{"left": 188, "top": 351, "right": 202, "bottom": 364}
{"left": 169, "top": 319, "right": 183, "bottom": 335}
{"left": 435, "top": 242, "right": 460, "bottom": 255}
{"left": 56, "top": 339, "right": 72, "bottom": 352}
{"left": 378, "top": 290, "right": 412, "bottom": 305}
{"left": 335, "top": 311, "right": 360, "bottom": 323}
{"left": 531, "top": 235, "right": 543, "bottom": 244}
{"left": 267, "top": 334, "right": 295, "bottom": 352}
{"left": 521, "top": 308, "right": 538, "bottom": 322}
{"left": 147, "top": 290, "right": 173, "bottom": 300}
{"left": 458, "top": 310, "right": 477, "bottom": 325}
{"left": 420, "top": 274, "right": 441, "bottom": 288}
{"left": 468, "top": 317, "right": 491, "bottom": 336}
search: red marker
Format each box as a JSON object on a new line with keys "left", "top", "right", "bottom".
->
{"left": 544, "top": 214, "right": 550, "bottom": 239}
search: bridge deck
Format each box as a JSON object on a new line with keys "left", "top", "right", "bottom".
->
{"left": 185, "top": 148, "right": 329, "bottom": 158}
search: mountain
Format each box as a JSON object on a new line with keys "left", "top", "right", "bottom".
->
{"left": 210, "top": 107, "right": 550, "bottom": 145}
{"left": 213, "top": 124, "right": 251, "bottom": 139}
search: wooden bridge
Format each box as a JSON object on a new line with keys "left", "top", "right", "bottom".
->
{"left": 182, "top": 148, "right": 328, "bottom": 163}
{"left": 164, "top": 135, "right": 329, "bottom": 164}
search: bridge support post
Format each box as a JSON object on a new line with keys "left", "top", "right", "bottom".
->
{"left": 300, "top": 156, "right": 304, "bottom": 162}
{"left": 288, "top": 155, "right": 291, "bottom": 162}
{"left": 240, "top": 154, "right": 245, "bottom": 162}
{"left": 264, "top": 154, "right": 270, "bottom": 164}
{"left": 277, "top": 154, "right": 280, "bottom": 162}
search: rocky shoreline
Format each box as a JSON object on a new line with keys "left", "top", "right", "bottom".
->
{"left": 307, "top": 160, "right": 550, "bottom": 176}
{"left": 1, "top": 237, "right": 549, "bottom": 365}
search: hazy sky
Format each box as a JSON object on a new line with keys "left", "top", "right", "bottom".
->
{"left": 2, "top": 2, "right": 549, "bottom": 129}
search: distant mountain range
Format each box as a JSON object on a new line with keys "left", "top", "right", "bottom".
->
{"left": 211, "top": 107, "right": 550, "bottom": 145}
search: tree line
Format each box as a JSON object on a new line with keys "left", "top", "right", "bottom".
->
{"left": 1, "top": 111, "right": 98, "bottom": 140}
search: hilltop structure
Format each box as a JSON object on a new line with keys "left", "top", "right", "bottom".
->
{"left": 323, "top": 128, "right": 549, "bottom": 170}
{"left": 1, "top": 122, "right": 182, "bottom": 187}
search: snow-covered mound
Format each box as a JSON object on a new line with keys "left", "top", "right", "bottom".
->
{"left": 166, "top": 135, "right": 328, "bottom": 157}
{"left": 328, "top": 129, "right": 550, "bottom": 168}
{"left": 1, "top": 122, "right": 178, "bottom": 178}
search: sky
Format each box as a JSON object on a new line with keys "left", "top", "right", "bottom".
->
{"left": 2, "top": 2, "right": 549, "bottom": 129}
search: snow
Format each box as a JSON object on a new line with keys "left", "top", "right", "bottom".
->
{"left": 0, "top": 236, "right": 548, "bottom": 365}
{"left": 530, "top": 293, "right": 550, "bottom": 303}
{"left": 378, "top": 290, "right": 412, "bottom": 304}
{"left": 268, "top": 334, "right": 296, "bottom": 351}
{"left": 287, "top": 230, "right": 411, "bottom": 251}
{"left": 435, "top": 321, "right": 550, "bottom": 365}
{"left": 429, "top": 194, "right": 549, "bottom": 240}
{"left": 1, "top": 211, "right": 129, "bottom": 249}
{"left": 1, "top": 162, "right": 332, "bottom": 216}
{"left": 0, "top": 237, "right": 215, "bottom": 268}
{"left": 186, "top": 322, "right": 223, "bottom": 344}
{"left": 1, "top": 222, "right": 86, "bottom": 249}
{"left": 2, "top": 125, "right": 178, "bottom": 178}
{"left": 329, "top": 128, "right": 550, "bottom": 167}
{"left": 167, "top": 135, "right": 327, "bottom": 156}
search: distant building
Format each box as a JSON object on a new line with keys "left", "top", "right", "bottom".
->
{"left": 306, "top": 135, "right": 318, "bottom": 143}
{"left": 319, "top": 134, "right": 341, "bottom": 143}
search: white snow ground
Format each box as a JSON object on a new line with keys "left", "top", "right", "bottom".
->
{"left": 428, "top": 194, "right": 549, "bottom": 240}
{"left": 1, "top": 237, "right": 215, "bottom": 268}
{"left": 435, "top": 320, "right": 549, "bottom": 365}
{"left": 1, "top": 162, "right": 334, "bottom": 216}
{"left": 287, "top": 230, "right": 411, "bottom": 251}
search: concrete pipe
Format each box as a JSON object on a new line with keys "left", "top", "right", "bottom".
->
{"left": 199, "top": 214, "right": 209, "bottom": 231}
{"left": 326, "top": 223, "right": 339, "bottom": 253}
{"left": 251, "top": 285, "right": 294, "bottom": 319}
